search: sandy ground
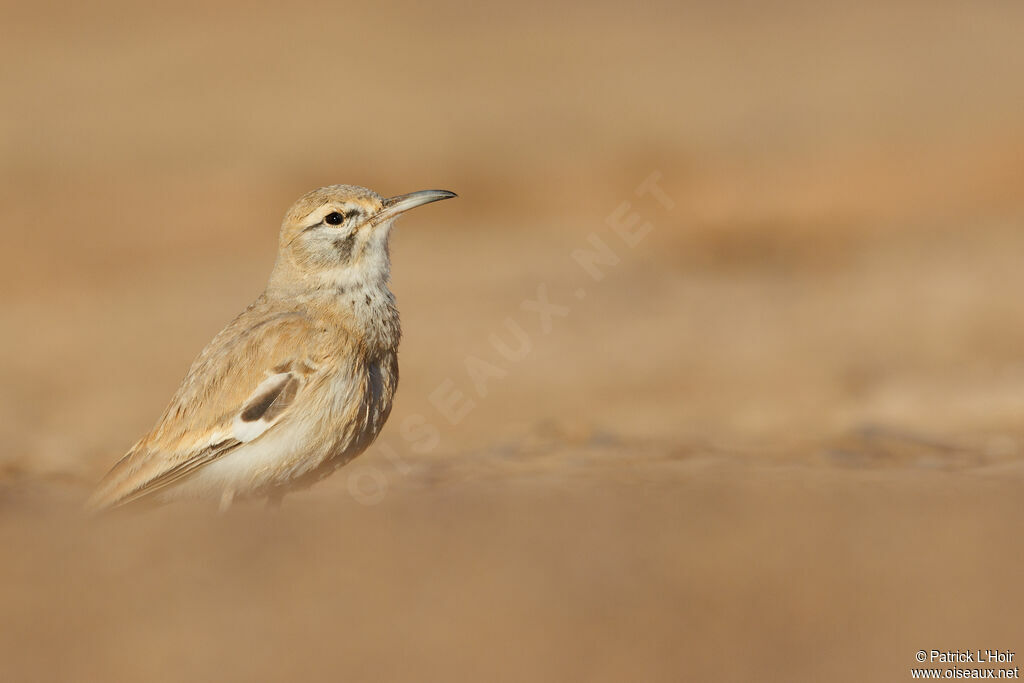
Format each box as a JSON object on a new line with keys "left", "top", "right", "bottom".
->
{"left": 2, "top": 0, "right": 1024, "bottom": 681}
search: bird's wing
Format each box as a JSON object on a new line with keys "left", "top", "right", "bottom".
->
{"left": 87, "top": 308, "right": 324, "bottom": 511}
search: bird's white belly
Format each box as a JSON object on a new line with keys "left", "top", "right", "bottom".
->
{"left": 162, "top": 420, "right": 321, "bottom": 501}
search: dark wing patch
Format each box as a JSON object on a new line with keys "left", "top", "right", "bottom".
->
{"left": 240, "top": 373, "right": 299, "bottom": 423}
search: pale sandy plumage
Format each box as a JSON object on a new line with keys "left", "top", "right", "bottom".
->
{"left": 87, "top": 184, "right": 455, "bottom": 511}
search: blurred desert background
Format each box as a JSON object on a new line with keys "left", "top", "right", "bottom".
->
{"left": 3, "top": 0, "right": 1024, "bottom": 680}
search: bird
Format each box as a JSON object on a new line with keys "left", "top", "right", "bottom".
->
{"left": 86, "top": 184, "right": 456, "bottom": 512}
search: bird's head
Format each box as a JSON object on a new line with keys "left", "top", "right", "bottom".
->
{"left": 269, "top": 184, "right": 456, "bottom": 293}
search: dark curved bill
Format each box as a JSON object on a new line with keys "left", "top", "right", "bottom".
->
{"left": 374, "top": 189, "right": 457, "bottom": 224}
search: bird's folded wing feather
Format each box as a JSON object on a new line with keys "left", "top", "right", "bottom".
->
{"left": 87, "top": 309, "right": 323, "bottom": 510}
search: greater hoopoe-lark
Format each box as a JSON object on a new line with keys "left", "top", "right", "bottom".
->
{"left": 87, "top": 185, "right": 456, "bottom": 511}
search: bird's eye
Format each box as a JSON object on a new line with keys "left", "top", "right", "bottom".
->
{"left": 324, "top": 212, "right": 345, "bottom": 225}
